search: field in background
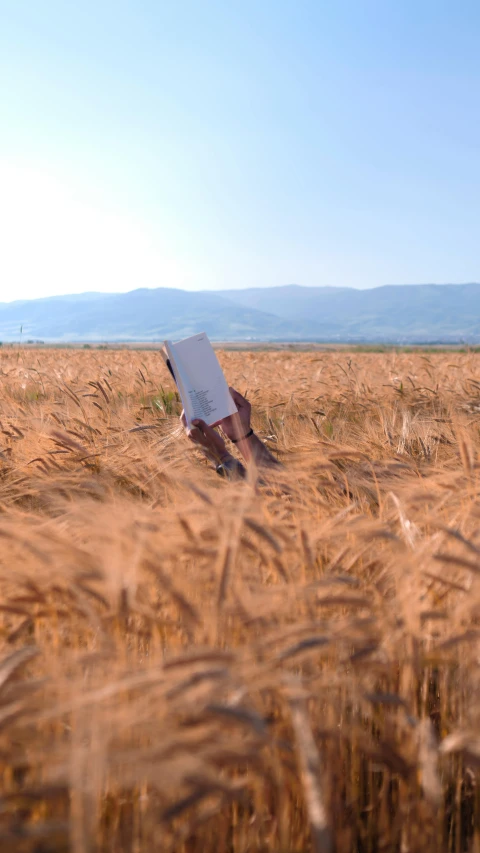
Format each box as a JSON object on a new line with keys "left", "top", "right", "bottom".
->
{"left": 0, "top": 347, "right": 479, "bottom": 852}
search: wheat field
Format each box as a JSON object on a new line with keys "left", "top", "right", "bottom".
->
{"left": 0, "top": 346, "right": 479, "bottom": 853}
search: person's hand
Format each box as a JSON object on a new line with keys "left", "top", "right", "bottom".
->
{"left": 180, "top": 411, "right": 229, "bottom": 462}
{"left": 219, "top": 388, "right": 252, "bottom": 442}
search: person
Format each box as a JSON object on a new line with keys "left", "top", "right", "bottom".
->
{"left": 180, "top": 387, "right": 279, "bottom": 478}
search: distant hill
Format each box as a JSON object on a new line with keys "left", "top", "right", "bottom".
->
{"left": 212, "top": 283, "right": 480, "bottom": 342}
{"left": 0, "top": 288, "right": 311, "bottom": 342}
{"left": 0, "top": 283, "right": 479, "bottom": 343}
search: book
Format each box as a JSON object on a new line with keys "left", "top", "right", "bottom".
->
{"left": 161, "top": 332, "right": 238, "bottom": 427}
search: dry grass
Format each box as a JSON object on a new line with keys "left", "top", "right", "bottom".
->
{"left": 0, "top": 346, "right": 480, "bottom": 852}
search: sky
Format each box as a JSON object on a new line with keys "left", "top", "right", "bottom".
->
{"left": 1, "top": 0, "right": 479, "bottom": 301}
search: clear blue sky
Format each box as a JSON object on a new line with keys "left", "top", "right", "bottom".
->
{"left": 1, "top": 0, "right": 479, "bottom": 300}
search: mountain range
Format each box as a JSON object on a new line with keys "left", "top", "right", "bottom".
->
{"left": 0, "top": 283, "right": 478, "bottom": 343}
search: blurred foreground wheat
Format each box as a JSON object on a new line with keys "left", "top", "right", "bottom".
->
{"left": 0, "top": 346, "right": 480, "bottom": 852}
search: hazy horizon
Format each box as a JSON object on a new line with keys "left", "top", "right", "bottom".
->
{"left": 1, "top": 280, "right": 480, "bottom": 306}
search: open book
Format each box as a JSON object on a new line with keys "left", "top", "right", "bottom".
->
{"left": 161, "top": 333, "right": 237, "bottom": 427}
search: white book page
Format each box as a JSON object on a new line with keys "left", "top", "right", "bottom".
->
{"left": 169, "top": 333, "right": 237, "bottom": 426}
{"left": 163, "top": 340, "right": 192, "bottom": 418}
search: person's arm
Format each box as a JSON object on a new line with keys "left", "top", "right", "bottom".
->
{"left": 219, "top": 388, "right": 280, "bottom": 468}
{"left": 180, "top": 412, "right": 246, "bottom": 479}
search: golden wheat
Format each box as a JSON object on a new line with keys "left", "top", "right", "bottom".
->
{"left": 0, "top": 346, "right": 479, "bottom": 852}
